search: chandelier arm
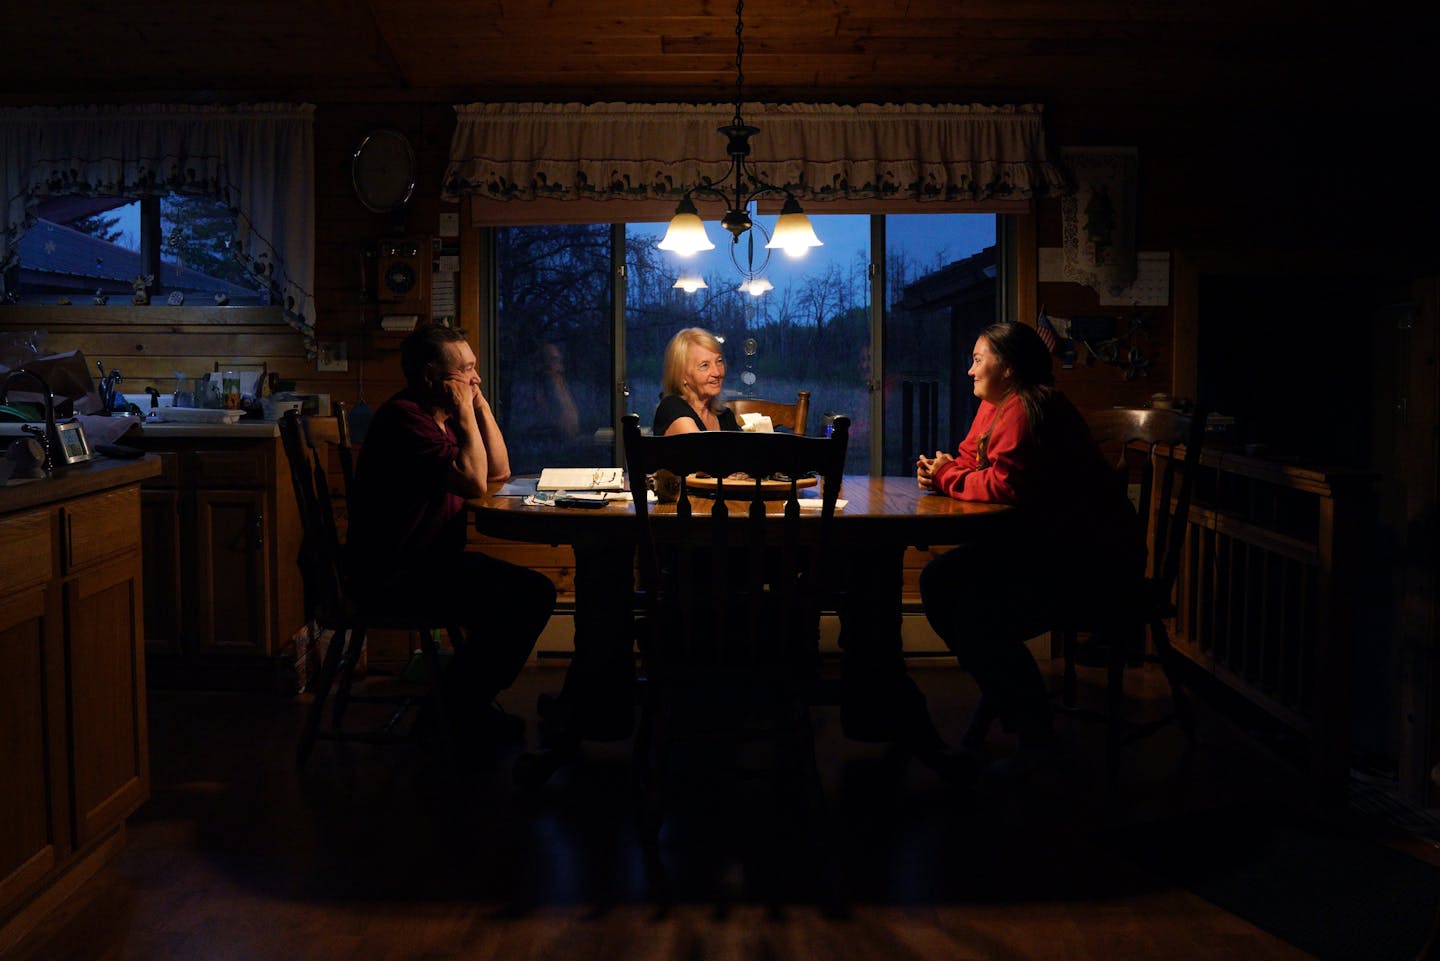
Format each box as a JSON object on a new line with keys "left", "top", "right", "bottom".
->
{"left": 738, "top": 182, "right": 793, "bottom": 206}
{"left": 686, "top": 184, "right": 732, "bottom": 204}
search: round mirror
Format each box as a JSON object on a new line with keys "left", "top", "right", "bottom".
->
{"left": 352, "top": 129, "right": 416, "bottom": 214}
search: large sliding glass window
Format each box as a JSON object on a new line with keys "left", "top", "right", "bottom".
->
{"left": 881, "top": 214, "right": 997, "bottom": 475}
{"left": 490, "top": 212, "right": 999, "bottom": 477}
{"left": 492, "top": 224, "right": 614, "bottom": 476}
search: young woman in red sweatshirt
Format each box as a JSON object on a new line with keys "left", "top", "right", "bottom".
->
{"left": 917, "top": 321, "right": 1143, "bottom": 760}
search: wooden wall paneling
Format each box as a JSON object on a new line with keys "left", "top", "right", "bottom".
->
{"left": 1401, "top": 276, "right": 1440, "bottom": 802}
{"left": 0, "top": 310, "right": 325, "bottom": 406}
{"left": 1171, "top": 249, "right": 1199, "bottom": 404}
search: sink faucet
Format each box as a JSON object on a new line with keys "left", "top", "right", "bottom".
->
{"left": 95, "top": 361, "right": 124, "bottom": 415}
{"left": 0, "top": 367, "right": 57, "bottom": 473}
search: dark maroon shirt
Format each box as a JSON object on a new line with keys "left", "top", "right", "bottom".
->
{"left": 347, "top": 389, "right": 466, "bottom": 578}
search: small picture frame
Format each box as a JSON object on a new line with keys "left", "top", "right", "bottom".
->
{"left": 316, "top": 340, "right": 349, "bottom": 373}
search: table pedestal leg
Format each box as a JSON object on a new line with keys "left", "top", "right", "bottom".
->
{"left": 837, "top": 543, "right": 944, "bottom": 751}
{"left": 545, "top": 541, "right": 637, "bottom": 742}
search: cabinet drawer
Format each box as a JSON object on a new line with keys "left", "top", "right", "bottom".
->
{"left": 0, "top": 510, "right": 54, "bottom": 593}
{"left": 63, "top": 487, "right": 141, "bottom": 572}
{"left": 194, "top": 449, "right": 267, "bottom": 487}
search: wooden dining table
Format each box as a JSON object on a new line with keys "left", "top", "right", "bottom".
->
{"left": 469, "top": 476, "right": 1014, "bottom": 740}
{"left": 469, "top": 474, "right": 1012, "bottom": 548}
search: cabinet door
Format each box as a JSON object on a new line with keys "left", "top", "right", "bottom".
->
{"left": 0, "top": 584, "right": 68, "bottom": 918}
{"left": 65, "top": 555, "right": 148, "bottom": 848}
{"left": 194, "top": 489, "right": 271, "bottom": 656}
{"left": 140, "top": 489, "right": 183, "bottom": 654}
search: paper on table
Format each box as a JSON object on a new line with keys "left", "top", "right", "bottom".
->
{"left": 494, "top": 477, "right": 539, "bottom": 497}
{"left": 604, "top": 490, "right": 657, "bottom": 502}
{"left": 523, "top": 489, "right": 655, "bottom": 507}
{"left": 797, "top": 498, "right": 847, "bottom": 510}
{"left": 537, "top": 467, "right": 625, "bottom": 491}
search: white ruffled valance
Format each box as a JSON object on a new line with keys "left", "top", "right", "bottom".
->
{"left": 0, "top": 103, "right": 317, "bottom": 352}
{"left": 444, "top": 102, "right": 1066, "bottom": 210}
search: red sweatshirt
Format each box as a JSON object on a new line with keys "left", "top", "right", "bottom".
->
{"left": 932, "top": 388, "right": 1143, "bottom": 570}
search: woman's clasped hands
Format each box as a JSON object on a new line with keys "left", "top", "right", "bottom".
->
{"left": 916, "top": 450, "right": 953, "bottom": 492}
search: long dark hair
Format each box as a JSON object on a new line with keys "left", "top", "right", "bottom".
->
{"left": 981, "top": 320, "right": 1054, "bottom": 430}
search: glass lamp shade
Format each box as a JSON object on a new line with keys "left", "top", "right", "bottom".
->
{"left": 738, "top": 277, "right": 774, "bottom": 297}
{"left": 672, "top": 273, "right": 708, "bottom": 293}
{"left": 657, "top": 199, "right": 716, "bottom": 255}
{"left": 766, "top": 200, "right": 823, "bottom": 258}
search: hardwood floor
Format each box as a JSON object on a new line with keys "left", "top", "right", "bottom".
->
{"left": 5, "top": 656, "right": 1416, "bottom": 961}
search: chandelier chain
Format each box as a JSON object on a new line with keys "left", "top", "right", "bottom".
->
{"left": 733, "top": 0, "right": 745, "bottom": 127}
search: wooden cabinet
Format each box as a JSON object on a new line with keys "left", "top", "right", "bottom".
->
{"left": 1, "top": 467, "right": 152, "bottom": 947}
{"left": 131, "top": 429, "right": 303, "bottom": 688}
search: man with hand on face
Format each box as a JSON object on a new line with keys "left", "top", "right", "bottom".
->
{"left": 347, "top": 324, "right": 555, "bottom": 744}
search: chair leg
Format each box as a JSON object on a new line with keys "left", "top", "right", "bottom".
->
{"left": 329, "top": 624, "right": 369, "bottom": 730}
{"left": 297, "top": 623, "right": 348, "bottom": 766}
{"left": 419, "top": 627, "right": 452, "bottom": 734}
{"left": 1106, "top": 644, "right": 1125, "bottom": 780}
{"left": 635, "top": 689, "right": 671, "bottom": 905}
{"left": 1150, "top": 619, "right": 1196, "bottom": 745}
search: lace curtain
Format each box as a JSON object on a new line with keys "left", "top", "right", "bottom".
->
{"left": 444, "top": 101, "right": 1066, "bottom": 218}
{"left": 0, "top": 103, "right": 317, "bottom": 352}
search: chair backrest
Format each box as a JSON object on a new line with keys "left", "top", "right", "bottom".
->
{"left": 620, "top": 411, "right": 849, "bottom": 672}
{"left": 1082, "top": 406, "right": 1206, "bottom": 594}
{"left": 278, "top": 407, "right": 353, "bottom": 625}
{"left": 728, "top": 390, "right": 811, "bottom": 435}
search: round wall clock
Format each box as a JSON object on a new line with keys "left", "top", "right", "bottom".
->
{"left": 351, "top": 129, "right": 416, "bottom": 214}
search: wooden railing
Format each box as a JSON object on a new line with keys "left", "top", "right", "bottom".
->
{"left": 1155, "top": 443, "right": 1376, "bottom": 789}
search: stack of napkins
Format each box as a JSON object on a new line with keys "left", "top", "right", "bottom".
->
{"left": 739, "top": 412, "right": 773, "bottom": 432}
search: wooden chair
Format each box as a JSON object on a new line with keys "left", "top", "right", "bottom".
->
{"left": 620, "top": 410, "right": 848, "bottom": 901}
{"left": 1054, "top": 406, "right": 1207, "bottom": 775}
{"left": 278, "top": 406, "right": 460, "bottom": 766}
{"left": 728, "top": 389, "right": 811, "bottom": 435}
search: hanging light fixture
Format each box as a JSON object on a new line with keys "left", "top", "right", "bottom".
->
{"left": 657, "top": 0, "right": 822, "bottom": 294}
{"left": 672, "top": 272, "right": 708, "bottom": 293}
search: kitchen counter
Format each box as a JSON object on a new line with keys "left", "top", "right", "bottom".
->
{"left": 0, "top": 453, "right": 161, "bottom": 513}
{"left": 133, "top": 421, "right": 281, "bottom": 439}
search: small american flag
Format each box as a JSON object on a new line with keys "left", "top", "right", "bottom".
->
{"left": 1036, "top": 306, "right": 1059, "bottom": 354}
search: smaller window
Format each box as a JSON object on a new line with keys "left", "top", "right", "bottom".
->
{"left": 10, "top": 194, "right": 269, "bottom": 306}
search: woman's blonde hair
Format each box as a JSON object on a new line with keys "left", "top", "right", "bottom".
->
{"left": 661, "top": 327, "right": 725, "bottom": 411}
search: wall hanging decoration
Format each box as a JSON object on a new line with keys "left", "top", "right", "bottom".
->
{"left": 1060, "top": 146, "right": 1139, "bottom": 297}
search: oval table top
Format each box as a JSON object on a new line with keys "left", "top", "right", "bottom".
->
{"left": 470, "top": 475, "right": 1012, "bottom": 549}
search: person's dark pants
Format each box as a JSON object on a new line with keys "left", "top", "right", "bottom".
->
{"left": 918, "top": 541, "right": 1055, "bottom": 744}
{"left": 364, "top": 549, "right": 556, "bottom": 715}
